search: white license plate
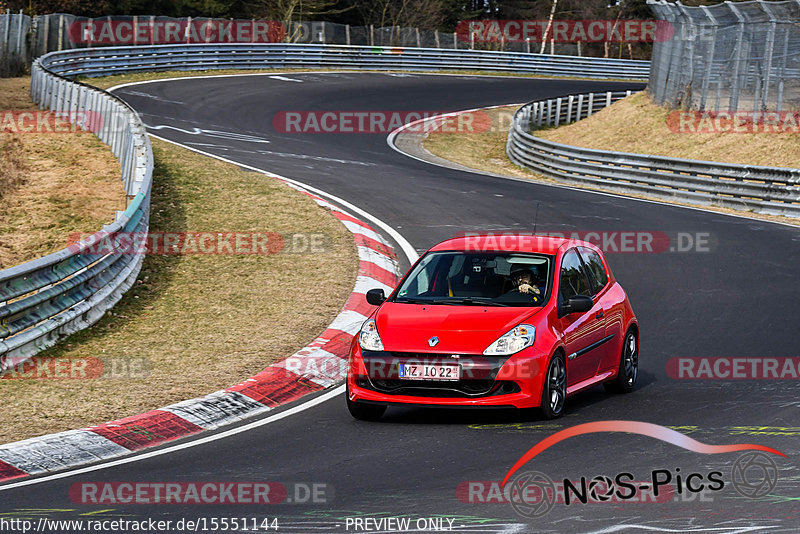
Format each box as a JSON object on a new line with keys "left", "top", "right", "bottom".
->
{"left": 398, "top": 362, "right": 460, "bottom": 381}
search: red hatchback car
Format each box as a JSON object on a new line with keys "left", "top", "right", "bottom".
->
{"left": 346, "top": 234, "right": 639, "bottom": 420}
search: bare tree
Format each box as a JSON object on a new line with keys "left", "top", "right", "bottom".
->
{"left": 247, "top": 0, "right": 353, "bottom": 42}
{"left": 356, "top": 0, "right": 446, "bottom": 37}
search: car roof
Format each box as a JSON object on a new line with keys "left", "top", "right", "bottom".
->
{"left": 428, "top": 234, "right": 587, "bottom": 255}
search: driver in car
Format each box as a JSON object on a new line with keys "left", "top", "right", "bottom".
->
{"left": 509, "top": 265, "right": 541, "bottom": 298}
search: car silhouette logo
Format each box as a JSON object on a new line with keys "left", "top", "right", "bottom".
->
{"left": 428, "top": 336, "right": 439, "bottom": 347}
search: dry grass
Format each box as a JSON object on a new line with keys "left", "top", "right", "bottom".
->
{"left": 423, "top": 104, "right": 800, "bottom": 226}
{"left": 0, "top": 137, "right": 26, "bottom": 199}
{"left": 0, "top": 77, "right": 124, "bottom": 269}
{"left": 423, "top": 106, "right": 548, "bottom": 180}
{"left": 0, "top": 138, "right": 357, "bottom": 444}
{"left": 537, "top": 92, "right": 800, "bottom": 168}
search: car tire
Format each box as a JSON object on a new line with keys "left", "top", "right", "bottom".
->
{"left": 604, "top": 329, "right": 638, "bottom": 394}
{"left": 346, "top": 387, "right": 386, "bottom": 421}
{"left": 540, "top": 352, "right": 566, "bottom": 419}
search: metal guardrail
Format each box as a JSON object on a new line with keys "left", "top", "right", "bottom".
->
{"left": 507, "top": 91, "right": 800, "bottom": 217}
{"left": 0, "top": 51, "right": 153, "bottom": 368}
{"left": 40, "top": 43, "right": 650, "bottom": 80}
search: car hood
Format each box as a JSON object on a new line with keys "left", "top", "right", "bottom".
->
{"left": 374, "top": 302, "right": 541, "bottom": 354}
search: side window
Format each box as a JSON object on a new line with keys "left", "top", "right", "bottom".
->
{"left": 579, "top": 247, "right": 609, "bottom": 294}
{"left": 559, "top": 249, "right": 592, "bottom": 300}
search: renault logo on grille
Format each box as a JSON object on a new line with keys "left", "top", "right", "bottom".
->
{"left": 428, "top": 336, "right": 439, "bottom": 347}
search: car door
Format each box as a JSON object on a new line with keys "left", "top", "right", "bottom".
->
{"left": 579, "top": 246, "right": 623, "bottom": 376}
{"left": 558, "top": 248, "right": 607, "bottom": 386}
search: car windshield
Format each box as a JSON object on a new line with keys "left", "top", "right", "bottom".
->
{"left": 393, "top": 251, "right": 552, "bottom": 307}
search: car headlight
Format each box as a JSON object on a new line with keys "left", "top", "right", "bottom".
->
{"left": 483, "top": 324, "right": 535, "bottom": 356}
{"left": 359, "top": 319, "right": 384, "bottom": 351}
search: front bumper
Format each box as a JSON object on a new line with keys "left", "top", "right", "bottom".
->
{"left": 347, "top": 347, "right": 548, "bottom": 409}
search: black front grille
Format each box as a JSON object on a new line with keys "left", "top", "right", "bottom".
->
{"left": 363, "top": 378, "right": 520, "bottom": 398}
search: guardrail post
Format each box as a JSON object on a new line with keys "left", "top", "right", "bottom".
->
{"left": 48, "top": 76, "right": 56, "bottom": 109}
{"left": 606, "top": 91, "right": 612, "bottom": 108}
{"left": 576, "top": 94, "right": 584, "bottom": 121}
{"left": 566, "top": 95, "right": 574, "bottom": 123}
{"left": 69, "top": 84, "right": 78, "bottom": 124}
{"left": 555, "top": 98, "right": 562, "bottom": 127}
{"left": 346, "top": 24, "right": 350, "bottom": 45}
{"left": 38, "top": 69, "right": 45, "bottom": 104}
{"left": 587, "top": 93, "right": 594, "bottom": 116}
{"left": 56, "top": 78, "right": 65, "bottom": 113}
{"left": 97, "top": 94, "right": 108, "bottom": 144}
{"left": 76, "top": 86, "right": 86, "bottom": 129}
{"left": 110, "top": 103, "right": 119, "bottom": 155}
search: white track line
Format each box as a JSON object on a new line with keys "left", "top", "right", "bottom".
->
{"left": 0, "top": 385, "right": 345, "bottom": 491}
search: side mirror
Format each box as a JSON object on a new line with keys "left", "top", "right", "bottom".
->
{"left": 366, "top": 288, "right": 386, "bottom": 306}
{"left": 558, "top": 295, "right": 593, "bottom": 317}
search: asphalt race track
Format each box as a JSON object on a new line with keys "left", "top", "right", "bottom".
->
{"left": 2, "top": 73, "right": 799, "bottom": 533}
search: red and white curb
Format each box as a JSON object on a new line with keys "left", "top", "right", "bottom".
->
{"left": 0, "top": 181, "right": 401, "bottom": 482}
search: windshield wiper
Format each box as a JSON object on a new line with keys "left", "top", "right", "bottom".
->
{"left": 431, "top": 298, "right": 509, "bottom": 307}
{"left": 393, "top": 297, "right": 430, "bottom": 304}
